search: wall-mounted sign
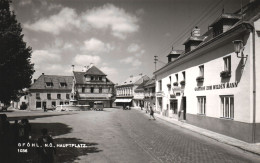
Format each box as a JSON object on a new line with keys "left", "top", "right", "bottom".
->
{"left": 195, "top": 82, "right": 238, "bottom": 91}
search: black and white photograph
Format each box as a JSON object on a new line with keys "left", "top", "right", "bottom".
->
{"left": 1, "top": 0, "right": 260, "bottom": 162}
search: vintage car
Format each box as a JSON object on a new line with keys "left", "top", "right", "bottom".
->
{"left": 93, "top": 101, "right": 104, "bottom": 111}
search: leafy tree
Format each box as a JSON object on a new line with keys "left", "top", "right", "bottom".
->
{"left": 0, "top": 0, "right": 34, "bottom": 104}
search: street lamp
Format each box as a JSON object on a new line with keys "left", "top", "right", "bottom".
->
{"left": 232, "top": 40, "right": 247, "bottom": 59}
{"left": 232, "top": 40, "right": 248, "bottom": 68}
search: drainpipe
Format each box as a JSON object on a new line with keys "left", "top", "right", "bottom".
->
{"left": 252, "top": 27, "right": 256, "bottom": 143}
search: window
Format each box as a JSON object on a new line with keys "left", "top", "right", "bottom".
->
{"left": 46, "top": 82, "right": 53, "bottom": 87}
{"left": 91, "top": 76, "right": 94, "bottom": 80}
{"left": 91, "top": 87, "right": 94, "bottom": 93}
{"left": 47, "top": 94, "right": 51, "bottom": 100}
{"left": 182, "top": 71, "right": 186, "bottom": 80}
{"left": 82, "top": 87, "right": 85, "bottom": 93}
{"left": 99, "top": 87, "right": 102, "bottom": 93}
{"left": 65, "top": 101, "right": 69, "bottom": 105}
{"left": 224, "top": 56, "right": 231, "bottom": 72}
{"left": 36, "top": 102, "right": 41, "bottom": 108}
{"left": 158, "top": 80, "right": 162, "bottom": 91}
{"left": 220, "top": 95, "right": 234, "bottom": 119}
{"left": 57, "top": 94, "right": 61, "bottom": 99}
{"left": 169, "top": 76, "right": 171, "bottom": 83}
{"left": 60, "top": 101, "right": 64, "bottom": 105}
{"left": 60, "top": 82, "right": 67, "bottom": 87}
{"left": 52, "top": 101, "right": 56, "bottom": 107}
{"left": 36, "top": 93, "right": 40, "bottom": 99}
{"left": 197, "top": 96, "right": 206, "bottom": 115}
{"left": 199, "top": 65, "right": 204, "bottom": 77}
{"left": 66, "top": 94, "right": 70, "bottom": 99}
{"left": 99, "top": 77, "right": 102, "bottom": 81}
{"left": 24, "top": 96, "right": 26, "bottom": 100}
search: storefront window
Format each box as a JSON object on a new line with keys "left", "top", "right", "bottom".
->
{"left": 220, "top": 95, "right": 234, "bottom": 119}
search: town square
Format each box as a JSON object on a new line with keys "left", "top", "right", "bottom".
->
{"left": 1, "top": 0, "right": 260, "bottom": 162}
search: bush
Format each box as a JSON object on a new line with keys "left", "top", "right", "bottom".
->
{"left": 20, "top": 103, "right": 27, "bottom": 110}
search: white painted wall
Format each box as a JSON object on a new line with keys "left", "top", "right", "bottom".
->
{"left": 156, "top": 31, "right": 254, "bottom": 123}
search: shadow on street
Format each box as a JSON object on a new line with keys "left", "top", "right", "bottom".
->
{"left": 1, "top": 122, "right": 101, "bottom": 163}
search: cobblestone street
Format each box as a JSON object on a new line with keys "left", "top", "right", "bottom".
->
{"left": 7, "top": 108, "right": 260, "bottom": 163}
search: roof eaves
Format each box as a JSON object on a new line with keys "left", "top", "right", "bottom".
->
{"left": 154, "top": 22, "right": 252, "bottom": 75}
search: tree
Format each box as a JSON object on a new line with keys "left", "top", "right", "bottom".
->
{"left": 0, "top": 0, "right": 34, "bottom": 104}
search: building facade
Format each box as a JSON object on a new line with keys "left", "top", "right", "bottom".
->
{"left": 143, "top": 77, "right": 156, "bottom": 111}
{"left": 115, "top": 74, "right": 150, "bottom": 108}
{"left": 154, "top": 1, "right": 260, "bottom": 143}
{"left": 29, "top": 74, "right": 73, "bottom": 110}
{"left": 73, "top": 66, "right": 114, "bottom": 108}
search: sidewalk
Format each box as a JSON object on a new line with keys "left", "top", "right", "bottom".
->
{"left": 132, "top": 107, "right": 260, "bottom": 156}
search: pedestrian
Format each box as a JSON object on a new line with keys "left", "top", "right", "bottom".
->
{"left": 149, "top": 106, "right": 156, "bottom": 120}
{"left": 43, "top": 104, "right": 47, "bottom": 112}
{"left": 37, "top": 128, "right": 56, "bottom": 163}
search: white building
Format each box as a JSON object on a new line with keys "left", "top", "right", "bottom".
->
{"left": 154, "top": 1, "right": 260, "bottom": 143}
{"left": 115, "top": 74, "right": 150, "bottom": 108}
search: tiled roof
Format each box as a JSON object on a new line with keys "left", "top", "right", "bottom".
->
{"left": 30, "top": 75, "right": 73, "bottom": 90}
{"left": 135, "top": 80, "right": 149, "bottom": 92}
{"left": 119, "top": 75, "right": 150, "bottom": 86}
{"left": 144, "top": 76, "right": 155, "bottom": 87}
{"left": 73, "top": 71, "right": 114, "bottom": 85}
{"left": 85, "top": 66, "right": 107, "bottom": 76}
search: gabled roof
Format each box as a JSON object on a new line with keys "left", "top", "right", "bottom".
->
{"left": 73, "top": 71, "right": 114, "bottom": 85}
{"left": 144, "top": 76, "right": 155, "bottom": 87}
{"left": 30, "top": 75, "right": 73, "bottom": 90}
{"left": 167, "top": 50, "right": 184, "bottom": 57}
{"left": 85, "top": 66, "right": 107, "bottom": 76}
{"left": 119, "top": 75, "right": 150, "bottom": 86}
{"left": 135, "top": 80, "right": 149, "bottom": 92}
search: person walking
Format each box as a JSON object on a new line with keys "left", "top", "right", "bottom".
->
{"left": 149, "top": 105, "right": 156, "bottom": 120}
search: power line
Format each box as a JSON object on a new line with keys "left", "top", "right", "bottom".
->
{"left": 153, "top": 0, "right": 224, "bottom": 61}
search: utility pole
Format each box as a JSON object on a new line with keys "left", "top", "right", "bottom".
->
{"left": 71, "top": 65, "right": 75, "bottom": 72}
{"left": 154, "top": 56, "right": 158, "bottom": 71}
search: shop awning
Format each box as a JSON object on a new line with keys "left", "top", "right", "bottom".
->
{"left": 114, "top": 99, "right": 132, "bottom": 103}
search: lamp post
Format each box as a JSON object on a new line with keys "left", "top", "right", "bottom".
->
{"left": 232, "top": 40, "right": 248, "bottom": 68}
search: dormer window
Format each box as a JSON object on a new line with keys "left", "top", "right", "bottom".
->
{"left": 99, "top": 77, "right": 102, "bottom": 81}
{"left": 91, "top": 76, "right": 94, "bottom": 80}
{"left": 209, "top": 13, "right": 241, "bottom": 37}
{"left": 46, "top": 82, "right": 53, "bottom": 87}
{"left": 60, "top": 82, "right": 67, "bottom": 87}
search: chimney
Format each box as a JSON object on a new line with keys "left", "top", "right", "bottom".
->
{"left": 130, "top": 75, "right": 133, "bottom": 78}
{"left": 192, "top": 26, "right": 200, "bottom": 36}
{"left": 89, "top": 63, "right": 93, "bottom": 68}
{"left": 42, "top": 73, "right": 44, "bottom": 75}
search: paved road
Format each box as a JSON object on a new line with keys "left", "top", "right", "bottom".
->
{"left": 10, "top": 108, "right": 260, "bottom": 163}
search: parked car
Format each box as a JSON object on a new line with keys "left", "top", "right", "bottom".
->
{"left": 93, "top": 101, "right": 104, "bottom": 111}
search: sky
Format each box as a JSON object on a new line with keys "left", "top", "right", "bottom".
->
{"left": 11, "top": 0, "right": 248, "bottom": 84}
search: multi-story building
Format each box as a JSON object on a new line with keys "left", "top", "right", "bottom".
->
{"left": 73, "top": 66, "right": 114, "bottom": 108}
{"left": 154, "top": 1, "right": 260, "bottom": 143}
{"left": 115, "top": 74, "right": 150, "bottom": 108}
{"left": 29, "top": 74, "right": 73, "bottom": 110}
{"left": 143, "top": 76, "right": 156, "bottom": 111}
